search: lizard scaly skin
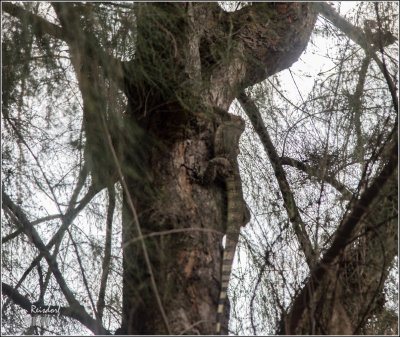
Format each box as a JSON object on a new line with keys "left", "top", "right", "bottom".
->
{"left": 212, "top": 114, "right": 250, "bottom": 335}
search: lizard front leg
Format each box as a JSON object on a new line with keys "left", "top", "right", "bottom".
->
{"left": 198, "top": 156, "right": 233, "bottom": 185}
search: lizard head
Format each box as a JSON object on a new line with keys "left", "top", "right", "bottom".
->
{"left": 229, "top": 115, "right": 246, "bottom": 132}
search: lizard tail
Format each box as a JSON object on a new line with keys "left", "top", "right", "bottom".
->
{"left": 216, "top": 246, "right": 234, "bottom": 335}
{"left": 216, "top": 176, "right": 247, "bottom": 334}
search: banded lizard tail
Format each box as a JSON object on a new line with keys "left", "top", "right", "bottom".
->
{"left": 212, "top": 114, "right": 250, "bottom": 335}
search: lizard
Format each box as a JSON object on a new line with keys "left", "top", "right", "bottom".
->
{"left": 206, "top": 113, "right": 250, "bottom": 335}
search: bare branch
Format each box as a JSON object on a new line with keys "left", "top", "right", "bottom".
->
{"left": 2, "top": 192, "right": 110, "bottom": 335}
{"left": 238, "top": 91, "right": 316, "bottom": 268}
{"left": 1, "top": 183, "right": 99, "bottom": 318}
{"left": 2, "top": 165, "right": 87, "bottom": 243}
{"left": 67, "top": 228, "right": 98, "bottom": 320}
{"left": 316, "top": 3, "right": 370, "bottom": 50}
{"left": 97, "top": 186, "right": 116, "bottom": 321}
{"left": 2, "top": 214, "right": 61, "bottom": 244}
{"left": 282, "top": 126, "right": 397, "bottom": 334}
{"left": 2, "top": 282, "right": 109, "bottom": 335}
{"left": 279, "top": 156, "right": 353, "bottom": 200}
{"left": 2, "top": 2, "right": 64, "bottom": 40}
{"left": 316, "top": 3, "right": 398, "bottom": 112}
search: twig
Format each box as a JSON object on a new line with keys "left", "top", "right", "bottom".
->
{"left": 122, "top": 227, "right": 223, "bottom": 248}
{"left": 178, "top": 320, "right": 209, "bottom": 335}
{"left": 2, "top": 214, "right": 61, "bottom": 243}
{"left": 2, "top": 193, "right": 109, "bottom": 334}
{"left": 317, "top": 3, "right": 398, "bottom": 112}
{"left": 2, "top": 282, "right": 108, "bottom": 334}
{"left": 97, "top": 185, "right": 115, "bottom": 320}
{"left": 238, "top": 91, "right": 316, "bottom": 268}
{"left": 282, "top": 127, "right": 397, "bottom": 334}
{"left": 279, "top": 156, "right": 353, "bottom": 200}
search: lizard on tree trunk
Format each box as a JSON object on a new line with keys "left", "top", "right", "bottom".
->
{"left": 203, "top": 113, "right": 251, "bottom": 335}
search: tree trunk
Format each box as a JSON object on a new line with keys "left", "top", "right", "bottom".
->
{"left": 118, "top": 3, "right": 317, "bottom": 334}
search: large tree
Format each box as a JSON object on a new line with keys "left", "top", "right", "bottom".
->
{"left": 2, "top": 1, "right": 398, "bottom": 335}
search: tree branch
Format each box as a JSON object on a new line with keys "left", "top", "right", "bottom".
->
{"left": 250, "top": 251, "right": 270, "bottom": 335}
{"left": 2, "top": 192, "right": 109, "bottom": 335}
{"left": 230, "top": 3, "right": 317, "bottom": 88}
{"left": 2, "top": 282, "right": 109, "bottom": 335}
{"left": 279, "top": 156, "right": 353, "bottom": 200}
{"left": 1, "top": 183, "right": 100, "bottom": 316}
{"left": 51, "top": 2, "right": 125, "bottom": 90}
{"left": 282, "top": 127, "right": 397, "bottom": 334}
{"left": 316, "top": 3, "right": 370, "bottom": 49}
{"left": 50, "top": 2, "right": 126, "bottom": 191}
{"left": 2, "top": 214, "right": 61, "bottom": 244}
{"left": 66, "top": 228, "right": 98, "bottom": 320}
{"left": 97, "top": 186, "right": 115, "bottom": 321}
{"left": 345, "top": 55, "right": 371, "bottom": 162}
{"left": 316, "top": 2, "right": 398, "bottom": 112}
{"left": 238, "top": 91, "right": 316, "bottom": 268}
{"left": 3, "top": 2, "right": 125, "bottom": 92}
{"left": 2, "top": 2, "right": 64, "bottom": 40}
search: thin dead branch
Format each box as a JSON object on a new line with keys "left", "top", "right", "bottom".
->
{"left": 279, "top": 156, "right": 353, "bottom": 200}
{"left": 2, "top": 192, "right": 110, "bottom": 335}
{"left": 97, "top": 185, "right": 116, "bottom": 321}
{"left": 317, "top": 3, "right": 398, "bottom": 112}
{"left": 238, "top": 91, "right": 316, "bottom": 268}
{"left": 281, "top": 126, "right": 397, "bottom": 334}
